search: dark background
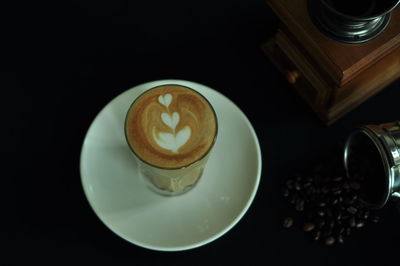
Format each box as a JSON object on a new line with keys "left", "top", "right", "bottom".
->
{"left": 7, "top": 0, "right": 400, "bottom": 265}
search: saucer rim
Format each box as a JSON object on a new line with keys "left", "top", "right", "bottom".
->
{"left": 80, "top": 79, "right": 262, "bottom": 251}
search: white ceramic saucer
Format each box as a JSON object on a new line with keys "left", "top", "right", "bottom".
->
{"left": 80, "top": 80, "right": 262, "bottom": 251}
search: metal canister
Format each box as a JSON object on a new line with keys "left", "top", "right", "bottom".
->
{"left": 344, "top": 121, "right": 400, "bottom": 209}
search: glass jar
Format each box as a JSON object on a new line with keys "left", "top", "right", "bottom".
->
{"left": 344, "top": 121, "right": 400, "bottom": 209}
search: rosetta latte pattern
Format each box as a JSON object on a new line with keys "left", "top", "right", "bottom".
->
{"left": 152, "top": 94, "right": 191, "bottom": 153}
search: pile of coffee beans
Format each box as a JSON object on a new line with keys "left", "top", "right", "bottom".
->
{"left": 282, "top": 157, "right": 380, "bottom": 246}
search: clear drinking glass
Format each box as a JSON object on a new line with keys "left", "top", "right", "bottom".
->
{"left": 124, "top": 84, "right": 218, "bottom": 196}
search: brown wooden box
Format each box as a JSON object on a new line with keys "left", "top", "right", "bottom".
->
{"left": 263, "top": 0, "right": 400, "bottom": 125}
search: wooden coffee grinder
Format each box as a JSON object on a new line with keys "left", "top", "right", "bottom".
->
{"left": 263, "top": 0, "right": 400, "bottom": 125}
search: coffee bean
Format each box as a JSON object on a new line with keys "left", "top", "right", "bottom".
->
{"left": 303, "top": 223, "right": 315, "bottom": 232}
{"left": 286, "top": 179, "right": 294, "bottom": 190}
{"left": 321, "top": 186, "right": 329, "bottom": 194}
{"left": 331, "top": 186, "right": 342, "bottom": 195}
{"left": 317, "top": 209, "right": 326, "bottom": 217}
{"left": 339, "top": 196, "right": 344, "bottom": 203}
{"left": 339, "top": 227, "right": 345, "bottom": 234}
{"left": 295, "top": 199, "right": 305, "bottom": 212}
{"left": 305, "top": 177, "right": 314, "bottom": 183}
{"left": 313, "top": 230, "right": 321, "bottom": 241}
{"left": 370, "top": 215, "right": 380, "bottom": 223}
{"left": 295, "top": 181, "right": 302, "bottom": 191}
{"left": 325, "top": 236, "right": 335, "bottom": 246}
{"left": 334, "top": 210, "right": 342, "bottom": 221}
{"left": 347, "top": 206, "right": 358, "bottom": 215}
{"left": 345, "top": 227, "right": 352, "bottom": 236}
{"left": 344, "top": 197, "right": 354, "bottom": 205}
{"left": 341, "top": 213, "right": 350, "bottom": 220}
{"left": 349, "top": 181, "right": 361, "bottom": 190}
{"left": 363, "top": 210, "right": 370, "bottom": 220}
{"left": 333, "top": 176, "right": 343, "bottom": 182}
{"left": 289, "top": 195, "right": 297, "bottom": 205}
{"left": 328, "top": 220, "right": 335, "bottom": 229}
{"left": 282, "top": 188, "right": 290, "bottom": 197}
{"left": 337, "top": 235, "right": 344, "bottom": 244}
{"left": 343, "top": 182, "right": 350, "bottom": 190}
{"left": 330, "top": 198, "right": 339, "bottom": 205}
{"left": 352, "top": 200, "right": 364, "bottom": 210}
{"left": 303, "top": 182, "right": 312, "bottom": 189}
{"left": 356, "top": 220, "right": 365, "bottom": 228}
{"left": 318, "top": 201, "right": 327, "bottom": 207}
{"left": 344, "top": 193, "right": 358, "bottom": 204}
{"left": 283, "top": 217, "right": 294, "bottom": 228}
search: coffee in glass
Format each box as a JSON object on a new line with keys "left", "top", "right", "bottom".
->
{"left": 125, "top": 84, "right": 218, "bottom": 195}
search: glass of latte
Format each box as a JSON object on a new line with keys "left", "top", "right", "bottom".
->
{"left": 125, "top": 84, "right": 218, "bottom": 196}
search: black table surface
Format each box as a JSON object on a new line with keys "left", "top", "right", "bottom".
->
{"left": 7, "top": 0, "right": 400, "bottom": 265}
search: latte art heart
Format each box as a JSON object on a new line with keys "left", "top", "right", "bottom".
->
{"left": 161, "top": 112, "right": 179, "bottom": 131}
{"left": 153, "top": 126, "right": 191, "bottom": 153}
{"left": 158, "top": 93, "right": 172, "bottom": 108}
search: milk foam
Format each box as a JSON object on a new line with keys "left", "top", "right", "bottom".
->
{"left": 125, "top": 85, "right": 217, "bottom": 169}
